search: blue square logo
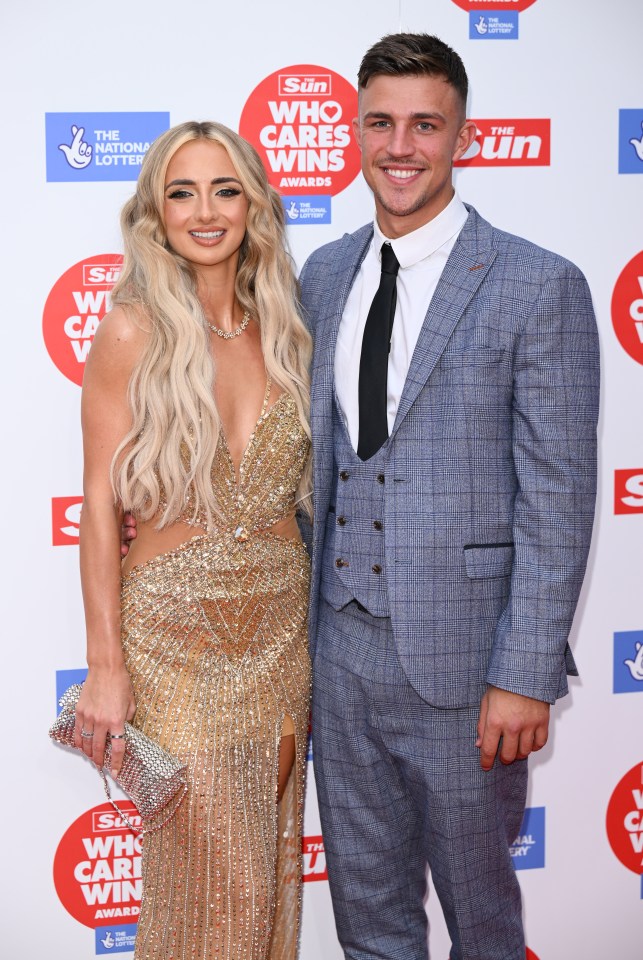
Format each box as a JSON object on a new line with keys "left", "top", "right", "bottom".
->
{"left": 510, "top": 806, "right": 545, "bottom": 870}
{"left": 56, "top": 668, "right": 88, "bottom": 713}
{"left": 619, "top": 110, "right": 643, "bottom": 174}
{"left": 470, "top": 11, "right": 519, "bottom": 40}
{"left": 283, "top": 196, "right": 331, "bottom": 225}
{"left": 95, "top": 924, "right": 138, "bottom": 954}
{"left": 46, "top": 112, "right": 170, "bottom": 182}
{"left": 613, "top": 630, "right": 643, "bottom": 693}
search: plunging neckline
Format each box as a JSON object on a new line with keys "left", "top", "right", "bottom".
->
{"left": 219, "top": 378, "right": 288, "bottom": 486}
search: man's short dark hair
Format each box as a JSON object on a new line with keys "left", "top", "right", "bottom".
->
{"left": 357, "top": 33, "right": 468, "bottom": 110}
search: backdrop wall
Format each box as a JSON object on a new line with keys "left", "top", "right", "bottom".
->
{"left": 2, "top": 2, "right": 642, "bottom": 958}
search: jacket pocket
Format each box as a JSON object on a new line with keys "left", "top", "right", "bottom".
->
{"left": 439, "top": 347, "right": 506, "bottom": 367}
{"left": 464, "top": 542, "right": 514, "bottom": 579}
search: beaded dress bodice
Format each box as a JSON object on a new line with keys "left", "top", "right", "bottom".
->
{"left": 166, "top": 380, "right": 309, "bottom": 540}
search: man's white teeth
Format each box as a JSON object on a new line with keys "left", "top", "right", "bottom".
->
{"left": 385, "top": 168, "right": 418, "bottom": 179}
{"left": 191, "top": 231, "right": 224, "bottom": 238}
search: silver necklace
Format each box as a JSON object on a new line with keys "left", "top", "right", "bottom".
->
{"left": 207, "top": 310, "right": 251, "bottom": 340}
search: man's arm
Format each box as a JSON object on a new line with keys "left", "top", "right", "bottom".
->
{"left": 478, "top": 262, "right": 599, "bottom": 768}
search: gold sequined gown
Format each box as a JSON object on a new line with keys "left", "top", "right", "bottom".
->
{"left": 120, "top": 383, "right": 311, "bottom": 960}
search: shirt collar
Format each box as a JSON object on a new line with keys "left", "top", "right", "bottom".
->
{"left": 373, "top": 192, "right": 468, "bottom": 269}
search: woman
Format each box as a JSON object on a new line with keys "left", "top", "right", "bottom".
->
{"left": 73, "top": 121, "right": 312, "bottom": 960}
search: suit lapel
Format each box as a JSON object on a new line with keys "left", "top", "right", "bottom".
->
{"left": 390, "top": 207, "right": 497, "bottom": 439}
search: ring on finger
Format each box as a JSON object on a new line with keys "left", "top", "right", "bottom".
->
{"left": 110, "top": 733, "right": 125, "bottom": 740}
{"left": 80, "top": 729, "right": 95, "bottom": 738}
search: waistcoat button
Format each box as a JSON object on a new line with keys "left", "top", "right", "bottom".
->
{"left": 339, "top": 470, "right": 350, "bottom": 481}
{"left": 335, "top": 558, "right": 348, "bottom": 568}
{"left": 377, "top": 474, "right": 385, "bottom": 484}
{"left": 373, "top": 520, "right": 382, "bottom": 531}
{"left": 372, "top": 564, "right": 382, "bottom": 574}
{"left": 337, "top": 516, "right": 347, "bottom": 526}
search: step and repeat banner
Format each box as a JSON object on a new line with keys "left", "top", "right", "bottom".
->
{"left": 1, "top": 1, "right": 641, "bottom": 957}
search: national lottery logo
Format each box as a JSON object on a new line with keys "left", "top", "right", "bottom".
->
{"left": 42, "top": 254, "right": 123, "bottom": 385}
{"left": 612, "top": 251, "right": 643, "bottom": 365}
{"left": 53, "top": 803, "right": 143, "bottom": 932}
{"left": 470, "top": 12, "right": 520, "bottom": 39}
{"left": 239, "top": 65, "right": 360, "bottom": 196}
{"left": 606, "top": 762, "right": 643, "bottom": 878}
{"left": 45, "top": 112, "right": 170, "bottom": 182}
{"left": 618, "top": 110, "right": 643, "bottom": 174}
{"left": 455, "top": 120, "right": 550, "bottom": 167}
{"left": 613, "top": 630, "right": 643, "bottom": 694}
{"left": 95, "top": 925, "right": 137, "bottom": 954}
{"left": 283, "top": 196, "right": 331, "bottom": 225}
{"left": 509, "top": 806, "right": 545, "bottom": 870}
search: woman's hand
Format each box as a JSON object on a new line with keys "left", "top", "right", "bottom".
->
{"left": 73, "top": 669, "right": 136, "bottom": 777}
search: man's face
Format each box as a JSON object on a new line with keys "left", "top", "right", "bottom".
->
{"left": 353, "top": 73, "right": 476, "bottom": 238}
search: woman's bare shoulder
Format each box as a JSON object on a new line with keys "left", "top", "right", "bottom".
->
{"left": 95, "top": 303, "right": 151, "bottom": 345}
{"left": 84, "top": 305, "right": 150, "bottom": 386}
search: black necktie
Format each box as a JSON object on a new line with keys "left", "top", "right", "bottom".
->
{"left": 357, "top": 242, "right": 400, "bottom": 461}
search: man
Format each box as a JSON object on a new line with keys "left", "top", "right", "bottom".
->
{"left": 298, "top": 32, "right": 599, "bottom": 960}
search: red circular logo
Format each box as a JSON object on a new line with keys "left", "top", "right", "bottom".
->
{"left": 612, "top": 251, "right": 643, "bottom": 366}
{"left": 53, "top": 802, "right": 143, "bottom": 928}
{"left": 451, "top": 0, "right": 537, "bottom": 10}
{"left": 526, "top": 949, "right": 541, "bottom": 960}
{"left": 606, "top": 762, "right": 643, "bottom": 874}
{"left": 43, "top": 254, "right": 123, "bottom": 385}
{"left": 239, "top": 64, "right": 360, "bottom": 196}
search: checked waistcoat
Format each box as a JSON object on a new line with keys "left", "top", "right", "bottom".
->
{"left": 320, "top": 399, "right": 390, "bottom": 617}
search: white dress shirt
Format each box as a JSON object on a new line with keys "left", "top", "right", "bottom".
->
{"left": 335, "top": 192, "right": 469, "bottom": 451}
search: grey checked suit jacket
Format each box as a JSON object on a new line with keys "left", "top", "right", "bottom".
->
{"left": 299, "top": 205, "right": 600, "bottom": 709}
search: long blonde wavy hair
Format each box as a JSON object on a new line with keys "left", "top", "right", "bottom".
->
{"left": 110, "top": 121, "right": 312, "bottom": 527}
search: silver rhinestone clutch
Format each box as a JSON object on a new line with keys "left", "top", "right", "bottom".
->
{"left": 49, "top": 684, "right": 187, "bottom": 833}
